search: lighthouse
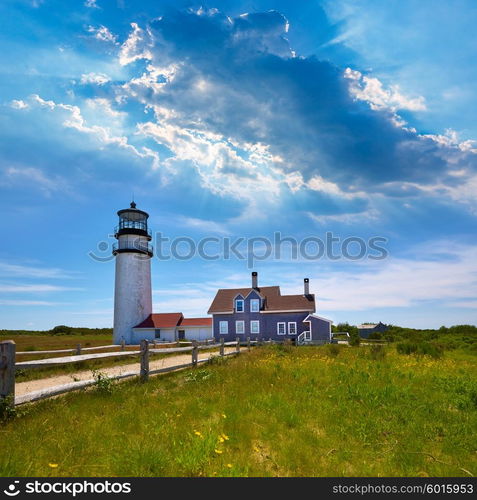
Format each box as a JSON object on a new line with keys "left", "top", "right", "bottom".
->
{"left": 112, "top": 202, "right": 153, "bottom": 345}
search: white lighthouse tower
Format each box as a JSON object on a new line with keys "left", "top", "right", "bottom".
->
{"left": 112, "top": 202, "right": 153, "bottom": 345}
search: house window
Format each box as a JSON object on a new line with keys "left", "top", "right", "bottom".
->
{"left": 288, "top": 322, "right": 297, "bottom": 335}
{"left": 219, "top": 321, "right": 228, "bottom": 334}
{"left": 235, "top": 299, "right": 244, "bottom": 312}
{"left": 277, "top": 322, "right": 286, "bottom": 335}
{"left": 250, "top": 320, "right": 260, "bottom": 334}
{"left": 236, "top": 320, "right": 245, "bottom": 334}
{"left": 155, "top": 329, "right": 161, "bottom": 339}
{"left": 250, "top": 299, "right": 260, "bottom": 312}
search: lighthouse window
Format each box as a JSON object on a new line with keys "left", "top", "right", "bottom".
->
{"left": 250, "top": 299, "right": 260, "bottom": 312}
{"left": 235, "top": 299, "right": 244, "bottom": 312}
{"left": 235, "top": 320, "right": 245, "bottom": 334}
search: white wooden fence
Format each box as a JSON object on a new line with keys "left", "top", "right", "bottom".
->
{"left": 0, "top": 338, "right": 257, "bottom": 408}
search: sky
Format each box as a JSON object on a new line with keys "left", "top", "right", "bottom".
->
{"left": 0, "top": 0, "right": 476, "bottom": 330}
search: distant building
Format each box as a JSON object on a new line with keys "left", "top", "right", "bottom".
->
{"left": 132, "top": 313, "right": 212, "bottom": 342}
{"left": 207, "top": 272, "right": 332, "bottom": 344}
{"left": 357, "top": 322, "right": 388, "bottom": 339}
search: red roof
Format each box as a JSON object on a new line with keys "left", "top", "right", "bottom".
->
{"left": 133, "top": 313, "right": 183, "bottom": 329}
{"left": 179, "top": 317, "right": 212, "bottom": 327}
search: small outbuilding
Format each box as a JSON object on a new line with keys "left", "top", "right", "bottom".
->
{"left": 131, "top": 313, "right": 213, "bottom": 343}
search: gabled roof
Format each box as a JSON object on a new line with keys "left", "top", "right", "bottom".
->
{"left": 179, "top": 317, "right": 213, "bottom": 327}
{"left": 208, "top": 286, "right": 315, "bottom": 314}
{"left": 304, "top": 313, "right": 333, "bottom": 324}
{"left": 133, "top": 313, "right": 183, "bottom": 329}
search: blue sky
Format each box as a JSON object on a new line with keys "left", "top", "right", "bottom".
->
{"left": 1, "top": 0, "right": 476, "bottom": 330}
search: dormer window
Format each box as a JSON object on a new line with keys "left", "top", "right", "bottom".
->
{"left": 250, "top": 299, "right": 260, "bottom": 312}
{"left": 235, "top": 299, "right": 244, "bottom": 312}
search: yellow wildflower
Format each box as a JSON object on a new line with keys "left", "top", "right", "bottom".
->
{"left": 221, "top": 433, "right": 229, "bottom": 441}
{"left": 221, "top": 413, "right": 227, "bottom": 419}
{"left": 226, "top": 463, "right": 232, "bottom": 468}
{"left": 194, "top": 430, "right": 203, "bottom": 438}
{"left": 48, "top": 463, "right": 59, "bottom": 468}
{"left": 214, "top": 449, "right": 223, "bottom": 455}
{"left": 218, "top": 436, "right": 225, "bottom": 443}
{"left": 253, "top": 446, "right": 260, "bottom": 453}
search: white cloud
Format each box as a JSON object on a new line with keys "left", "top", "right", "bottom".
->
{"left": 174, "top": 216, "right": 229, "bottom": 235}
{"left": 344, "top": 67, "right": 426, "bottom": 113}
{"left": 0, "top": 284, "right": 82, "bottom": 293}
{"left": 80, "top": 72, "right": 111, "bottom": 85}
{"left": 10, "top": 99, "right": 28, "bottom": 110}
{"left": 87, "top": 25, "right": 118, "bottom": 44}
{"left": 0, "top": 262, "right": 80, "bottom": 279}
{"left": 28, "top": 94, "right": 160, "bottom": 169}
{"left": 84, "top": 0, "right": 99, "bottom": 8}
{"left": 0, "top": 166, "right": 67, "bottom": 197}
{"left": 119, "top": 23, "right": 152, "bottom": 66}
{"left": 280, "top": 243, "right": 477, "bottom": 312}
{"left": 307, "top": 208, "right": 379, "bottom": 225}
{"left": 0, "top": 300, "right": 64, "bottom": 306}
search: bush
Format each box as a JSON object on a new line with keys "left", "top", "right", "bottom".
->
{"left": 369, "top": 344, "right": 386, "bottom": 361}
{"left": 92, "top": 370, "right": 115, "bottom": 394}
{"left": 396, "top": 341, "right": 443, "bottom": 359}
{"left": 0, "top": 396, "right": 16, "bottom": 422}
{"left": 325, "top": 343, "right": 341, "bottom": 357}
{"left": 349, "top": 332, "right": 361, "bottom": 347}
{"left": 50, "top": 325, "right": 73, "bottom": 335}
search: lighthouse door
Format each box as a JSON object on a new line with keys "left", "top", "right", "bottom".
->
{"left": 178, "top": 330, "right": 185, "bottom": 340}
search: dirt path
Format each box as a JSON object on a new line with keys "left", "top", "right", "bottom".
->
{"left": 15, "top": 347, "right": 237, "bottom": 397}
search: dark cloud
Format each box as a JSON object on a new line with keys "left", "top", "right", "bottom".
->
{"left": 122, "top": 8, "right": 477, "bottom": 196}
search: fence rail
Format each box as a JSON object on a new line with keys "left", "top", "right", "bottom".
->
{"left": 0, "top": 337, "right": 255, "bottom": 408}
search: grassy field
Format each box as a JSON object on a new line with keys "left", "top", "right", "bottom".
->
{"left": 1, "top": 344, "right": 476, "bottom": 477}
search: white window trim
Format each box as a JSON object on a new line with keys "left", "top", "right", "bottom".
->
{"left": 250, "top": 320, "right": 260, "bottom": 334}
{"left": 250, "top": 299, "right": 260, "bottom": 312}
{"left": 288, "top": 322, "right": 297, "bottom": 335}
{"left": 277, "top": 322, "right": 286, "bottom": 335}
{"left": 219, "top": 321, "right": 228, "bottom": 335}
{"left": 235, "top": 299, "right": 244, "bottom": 313}
{"left": 236, "top": 320, "right": 245, "bottom": 335}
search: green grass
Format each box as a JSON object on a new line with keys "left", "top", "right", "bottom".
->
{"left": 1, "top": 344, "right": 476, "bottom": 477}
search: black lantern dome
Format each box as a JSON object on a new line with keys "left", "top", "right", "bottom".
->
{"left": 113, "top": 202, "right": 153, "bottom": 257}
{"left": 114, "top": 201, "right": 152, "bottom": 240}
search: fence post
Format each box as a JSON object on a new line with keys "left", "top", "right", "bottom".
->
{"left": 0, "top": 341, "right": 15, "bottom": 410}
{"left": 120, "top": 339, "right": 125, "bottom": 351}
{"left": 75, "top": 343, "right": 81, "bottom": 355}
{"left": 140, "top": 339, "right": 149, "bottom": 382}
{"left": 192, "top": 340, "right": 198, "bottom": 367}
{"left": 220, "top": 338, "right": 224, "bottom": 356}
{"left": 247, "top": 337, "right": 251, "bottom": 351}
{"left": 236, "top": 337, "right": 240, "bottom": 353}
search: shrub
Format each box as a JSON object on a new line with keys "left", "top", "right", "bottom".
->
{"left": 396, "top": 341, "right": 443, "bottom": 359}
{"left": 369, "top": 344, "right": 386, "bottom": 361}
{"left": 92, "top": 370, "right": 115, "bottom": 394}
{"left": 50, "top": 325, "right": 73, "bottom": 335}
{"left": 0, "top": 396, "right": 16, "bottom": 422}
{"left": 349, "top": 332, "right": 361, "bottom": 346}
{"left": 325, "top": 343, "right": 341, "bottom": 358}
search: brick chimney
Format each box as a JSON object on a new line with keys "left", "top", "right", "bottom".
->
{"left": 252, "top": 271, "right": 258, "bottom": 289}
{"left": 304, "top": 278, "right": 310, "bottom": 296}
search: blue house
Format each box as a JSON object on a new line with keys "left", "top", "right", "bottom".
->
{"left": 207, "top": 272, "right": 332, "bottom": 344}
